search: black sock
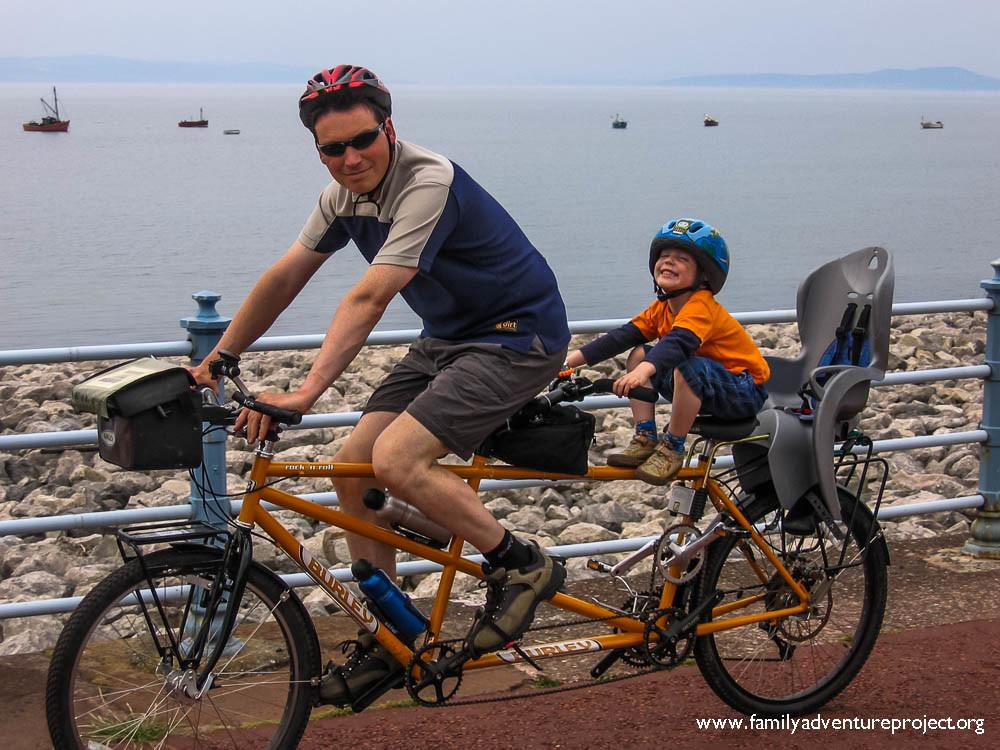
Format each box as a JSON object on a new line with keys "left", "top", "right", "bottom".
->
{"left": 484, "top": 530, "right": 534, "bottom": 570}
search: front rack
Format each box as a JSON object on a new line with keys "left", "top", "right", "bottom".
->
{"left": 116, "top": 520, "right": 231, "bottom": 564}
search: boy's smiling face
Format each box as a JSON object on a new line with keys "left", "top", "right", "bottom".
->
{"left": 653, "top": 247, "right": 700, "bottom": 293}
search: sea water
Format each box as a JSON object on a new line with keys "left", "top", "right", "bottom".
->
{"left": 1, "top": 83, "right": 998, "bottom": 349}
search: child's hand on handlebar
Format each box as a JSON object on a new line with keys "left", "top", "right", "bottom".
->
{"left": 613, "top": 362, "right": 657, "bottom": 397}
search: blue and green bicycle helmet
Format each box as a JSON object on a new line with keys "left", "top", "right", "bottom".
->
{"left": 649, "top": 218, "right": 731, "bottom": 297}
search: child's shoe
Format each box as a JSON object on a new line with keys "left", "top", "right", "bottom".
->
{"left": 634, "top": 442, "right": 684, "bottom": 485}
{"left": 607, "top": 433, "right": 657, "bottom": 467}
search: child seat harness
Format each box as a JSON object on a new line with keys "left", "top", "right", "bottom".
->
{"left": 795, "top": 302, "right": 873, "bottom": 421}
{"left": 783, "top": 302, "right": 872, "bottom": 537}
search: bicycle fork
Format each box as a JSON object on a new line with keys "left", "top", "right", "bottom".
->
{"left": 151, "top": 533, "right": 254, "bottom": 700}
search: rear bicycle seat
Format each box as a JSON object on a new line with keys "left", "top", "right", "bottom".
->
{"left": 735, "top": 246, "right": 894, "bottom": 523}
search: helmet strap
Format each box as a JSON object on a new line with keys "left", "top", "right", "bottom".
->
{"left": 654, "top": 270, "right": 709, "bottom": 301}
{"left": 654, "top": 283, "right": 699, "bottom": 301}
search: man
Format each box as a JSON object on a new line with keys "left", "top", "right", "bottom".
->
{"left": 191, "top": 65, "right": 570, "bottom": 707}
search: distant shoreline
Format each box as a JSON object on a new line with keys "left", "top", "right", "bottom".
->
{"left": 1, "top": 59, "right": 998, "bottom": 90}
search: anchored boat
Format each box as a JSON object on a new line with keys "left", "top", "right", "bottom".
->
{"left": 179, "top": 108, "right": 208, "bottom": 128}
{"left": 704, "top": 114, "right": 719, "bottom": 127}
{"left": 611, "top": 114, "right": 628, "bottom": 129}
{"left": 22, "top": 86, "right": 70, "bottom": 132}
{"left": 920, "top": 118, "right": 943, "bottom": 129}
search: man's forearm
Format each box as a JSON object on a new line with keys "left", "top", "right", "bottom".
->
{"left": 298, "top": 294, "right": 388, "bottom": 405}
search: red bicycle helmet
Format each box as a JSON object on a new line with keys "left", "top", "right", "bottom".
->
{"left": 298, "top": 65, "right": 392, "bottom": 128}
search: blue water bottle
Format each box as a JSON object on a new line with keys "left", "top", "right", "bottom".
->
{"left": 351, "top": 559, "right": 429, "bottom": 643}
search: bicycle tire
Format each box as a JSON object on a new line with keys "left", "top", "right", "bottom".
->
{"left": 45, "top": 546, "right": 321, "bottom": 749}
{"left": 694, "top": 487, "right": 888, "bottom": 716}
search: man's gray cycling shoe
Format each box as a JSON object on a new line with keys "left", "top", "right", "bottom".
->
{"left": 466, "top": 542, "right": 566, "bottom": 656}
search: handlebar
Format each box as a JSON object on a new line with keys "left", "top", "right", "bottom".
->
{"left": 202, "top": 350, "right": 304, "bottom": 428}
{"left": 232, "top": 391, "right": 303, "bottom": 426}
{"left": 535, "top": 376, "right": 658, "bottom": 409}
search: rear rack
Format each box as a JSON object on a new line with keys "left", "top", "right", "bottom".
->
{"left": 835, "top": 430, "right": 888, "bottom": 521}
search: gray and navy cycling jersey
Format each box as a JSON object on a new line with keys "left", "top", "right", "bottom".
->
{"left": 298, "top": 139, "right": 569, "bottom": 354}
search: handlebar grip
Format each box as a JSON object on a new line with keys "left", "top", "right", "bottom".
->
{"left": 232, "top": 392, "right": 303, "bottom": 426}
{"left": 535, "top": 388, "right": 564, "bottom": 408}
{"left": 628, "top": 386, "right": 659, "bottom": 403}
{"left": 591, "top": 378, "right": 658, "bottom": 403}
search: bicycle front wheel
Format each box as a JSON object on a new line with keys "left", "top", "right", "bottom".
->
{"left": 694, "top": 488, "right": 888, "bottom": 716}
{"left": 45, "top": 546, "right": 321, "bottom": 749}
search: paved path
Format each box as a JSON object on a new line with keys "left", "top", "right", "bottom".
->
{"left": 5, "top": 530, "right": 999, "bottom": 749}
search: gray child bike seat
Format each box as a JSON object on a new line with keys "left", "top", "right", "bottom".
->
{"left": 737, "top": 246, "right": 895, "bottom": 521}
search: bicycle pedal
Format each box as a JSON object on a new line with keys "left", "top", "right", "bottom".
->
{"left": 586, "top": 559, "right": 612, "bottom": 573}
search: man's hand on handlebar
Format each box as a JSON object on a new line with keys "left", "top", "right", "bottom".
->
{"left": 235, "top": 390, "right": 312, "bottom": 443}
{"left": 187, "top": 360, "right": 220, "bottom": 389}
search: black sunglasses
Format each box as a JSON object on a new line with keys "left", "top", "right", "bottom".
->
{"left": 316, "top": 122, "right": 385, "bottom": 157}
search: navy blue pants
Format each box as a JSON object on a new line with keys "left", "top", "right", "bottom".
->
{"left": 652, "top": 355, "right": 767, "bottom": 420}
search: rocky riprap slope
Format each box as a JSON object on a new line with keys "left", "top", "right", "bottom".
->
{"left": 0, "top": 312, "right": 986, "bottom": 653}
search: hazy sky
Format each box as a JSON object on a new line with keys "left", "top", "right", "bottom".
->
{"left": 3, "top": 0, "right": 998, "bottom": 83}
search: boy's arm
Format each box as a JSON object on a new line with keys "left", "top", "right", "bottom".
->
{"left": 643, "top": 327, "right": 701, "bottom": 377}
{"left": 576, "top": 322, "right": 648, "bottom": 365}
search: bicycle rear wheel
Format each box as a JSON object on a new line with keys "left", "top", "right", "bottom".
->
{"left": 45, "top": 546, "right": 321, "bottom": 749}
{"left": 694, "top": 488, "right": 888, "bottom": 716}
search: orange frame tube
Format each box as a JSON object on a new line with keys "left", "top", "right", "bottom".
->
{"left": 234, "top": 452, "right": 810, "bottom": 671}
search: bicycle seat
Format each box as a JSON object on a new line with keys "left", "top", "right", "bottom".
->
{"left": 690, "top": 415, "right": 758, "bottom": 441}
{"left": 735, "top": 247, "right": 894, "bottom": 522}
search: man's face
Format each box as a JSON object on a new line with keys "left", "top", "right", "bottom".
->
{"left": 314, "top": 104, "right": 395, "bottom": 195}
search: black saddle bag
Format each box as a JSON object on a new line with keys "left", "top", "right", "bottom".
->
{"left": 477, "top": 404, "right": 596, "bottom": 475}
{"left": 73, "top": 359, "right": 203, "bottom": 470}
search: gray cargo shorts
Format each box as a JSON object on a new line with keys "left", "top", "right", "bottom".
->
{"left": 362, "top": 336, "right": 568, "bottom": 459}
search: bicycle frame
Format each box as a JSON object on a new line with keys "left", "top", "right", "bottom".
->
{"left": 232, "top": 434, "right": 813, "bottom": 675}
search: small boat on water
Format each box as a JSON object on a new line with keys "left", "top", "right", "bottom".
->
{"left": 179, "top": 108, "right": 208, "bottom": 128}
{"left": 611, "top": 114, "right": 628, "bottom": 129}
{"left": 22, "top": 86, "right": 70, "bottom": 132}
{"left": 223, "top": 129, "right": 240, "bottom": 135}
{"left": 704, "top": 114, "right": 719, "bottom": 127}
{"left": 920, "top": 118, "right": 944, "bottom": 129}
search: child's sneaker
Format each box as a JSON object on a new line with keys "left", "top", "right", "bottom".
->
{"left": 607, "top": 433, "right": 657, "bottom": 467}
{"left": 634, "top": 442, "right": 684, "bottom": 485}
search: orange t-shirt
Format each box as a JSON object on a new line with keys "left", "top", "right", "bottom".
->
{"left": 631, "top": 291, "right": 770, "bottom": 384}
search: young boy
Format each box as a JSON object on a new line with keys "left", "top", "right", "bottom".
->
{"left": 564, "top": 218, "right": 770, "bottom": 485}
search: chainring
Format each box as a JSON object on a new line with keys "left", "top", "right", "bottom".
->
{"left": 642, "top": 607, "right": 694, "bottom": 668}
{"left": 655, "top": 523, "right": 706, "bottom": 585}
{"left": 616, "top": 592, "right": 660, "bottom": 667}
{"left": 404, "top": 641, "right": 464, "bottom": 707}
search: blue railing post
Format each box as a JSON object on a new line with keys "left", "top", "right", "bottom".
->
{"left": 180, "top": 291, "right": 231, "bottom": 524}
{"left": 965, "top": 261, "right": 1000, "bottom": 558}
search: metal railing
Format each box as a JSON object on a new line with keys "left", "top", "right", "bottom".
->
{"left": 2, "top": 274, "right": 1000, "bottom": 621}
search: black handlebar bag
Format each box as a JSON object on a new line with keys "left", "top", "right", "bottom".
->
{"left": 477, "top": 404, "right": 596, "bottom": 475}
{"left": 73, "top": 359, "right": 203, "bottom": 470}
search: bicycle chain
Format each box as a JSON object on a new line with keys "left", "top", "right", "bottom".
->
{"left": 407, "top": 541, "right": 701, "bottom": 708}
{"left": 411, "top": 604, "right": 687, "bottom": 708}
